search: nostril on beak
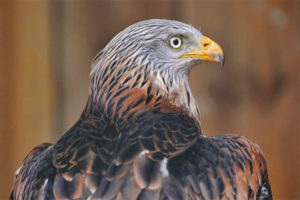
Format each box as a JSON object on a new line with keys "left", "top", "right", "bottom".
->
{"left": 203, "top": 42, "right": 210, "bottom": 49}
{"left": 203, "top": 43, "right": 209, "bottom": 47}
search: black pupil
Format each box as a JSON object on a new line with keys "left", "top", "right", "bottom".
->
{"left": 173, "top": 38, "right": 179, "bottom": 46}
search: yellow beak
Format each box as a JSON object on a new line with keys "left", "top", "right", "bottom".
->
{"left": 180, "top": 36, "right": 224, "bottom": 68}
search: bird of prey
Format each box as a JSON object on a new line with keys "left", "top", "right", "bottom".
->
{"left": 10, "top": 19, "right": 272, "bottom": 200}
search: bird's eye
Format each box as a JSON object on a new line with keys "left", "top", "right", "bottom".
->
{"left": 169, "top": 36, "right": 182, "bottom": 49}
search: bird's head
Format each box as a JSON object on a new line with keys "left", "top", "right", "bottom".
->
{"left": 90, "top": 19, "right": 224, "bottom": 122}
{"left": 92, "top": 19, "right": 224, "bottom": 76}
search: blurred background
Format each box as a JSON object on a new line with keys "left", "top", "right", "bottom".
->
{"left": 0, "top": 1, "right": 299, "bottom": 199}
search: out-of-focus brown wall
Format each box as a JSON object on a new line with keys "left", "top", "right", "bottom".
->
{"left": 0, "top": 1, "right": 299, "bottom": 199}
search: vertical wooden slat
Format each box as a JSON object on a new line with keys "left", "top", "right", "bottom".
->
{"left": 0, "top": 2, "right": 14, "bottom": 198}
{"left": 0, "top": 1, "right": 54, "bottom": 198}
{"left": 10, "top": 0, "right": 54, "bottom": 165}
{"left": 49, "top": 2, "right": 66, "bottom": 139}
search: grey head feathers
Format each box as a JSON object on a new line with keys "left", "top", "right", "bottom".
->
{"left": 91, "top": 19, "right": 203, "bottom": 80}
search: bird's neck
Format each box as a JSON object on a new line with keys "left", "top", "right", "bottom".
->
{"left": 83, "top": 62, "right": 201, "bottom": 127}
{"left": 149, "top": 69, "right": 201, "bottom": 124}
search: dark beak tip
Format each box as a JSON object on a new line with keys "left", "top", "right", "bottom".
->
{"left": 220, "top": 54, "right": 225, "bottom": 70}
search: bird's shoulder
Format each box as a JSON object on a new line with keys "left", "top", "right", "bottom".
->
{"left": 166, "top": 134, "right": 272, "bottom": 200}
{"left": 10, "top": 116, "right": 118, "bottom": 200}
{"left": 10, "top": 142, "right": 54, "bottom": 200}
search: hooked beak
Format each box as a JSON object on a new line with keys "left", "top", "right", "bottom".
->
{"left": 180, "top": 36, "right": 225, "bottom": 69}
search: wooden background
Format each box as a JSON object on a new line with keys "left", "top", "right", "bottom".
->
{"left": 0, "top": 1, "right": 299, "bottom": 199}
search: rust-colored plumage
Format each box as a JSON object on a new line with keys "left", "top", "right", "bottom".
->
{"left": 11, "top": 19, "right": 272, "bottom": 200}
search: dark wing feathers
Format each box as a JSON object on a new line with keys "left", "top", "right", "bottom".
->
{"left": 10, "top": 143, "right": 55, "bottom": 200}
{"left": 166, "top": 135, "right": 272, "bottom": 200}
{"left": 11, "top": 114, "right": 272, "bottom": 199}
